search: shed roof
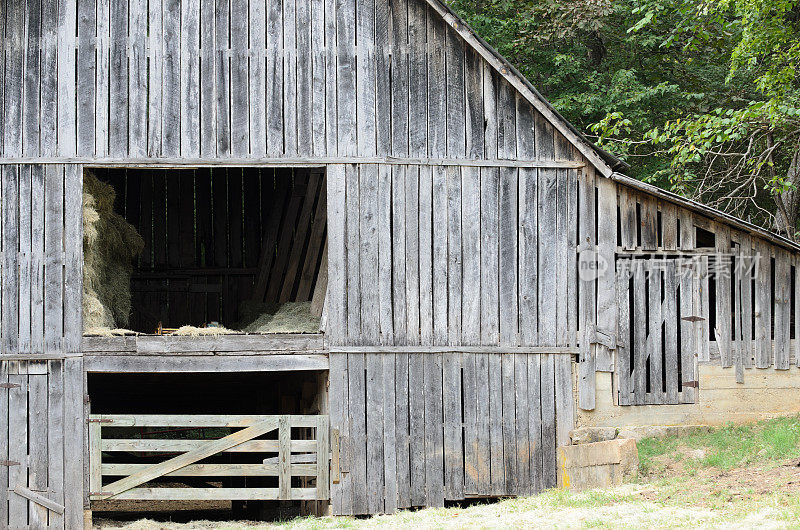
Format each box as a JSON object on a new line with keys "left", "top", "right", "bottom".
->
{"left": 425, "top": 0, "right": 800, "bottom": 252}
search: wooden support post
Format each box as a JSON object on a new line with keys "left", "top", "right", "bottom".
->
{"left": 279, "top": 415, "right": 291, "bottom": 500}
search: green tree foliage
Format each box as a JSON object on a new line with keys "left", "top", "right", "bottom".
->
{"left": 450, "top": 0, "right": 800, "bottom": 238}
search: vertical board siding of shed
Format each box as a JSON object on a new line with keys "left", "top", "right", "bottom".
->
{"left": 1, "top": 0, "right": 597, "bottom": 166}
{"left": 0, "top": 362, "right": 7, "bottom": 528}
{"left": 215, "top": 0, "right": 231, "bottom": 156}
{"left": 310, "top": 0, "right": 326, "bottom": 156}
{"left": 578, "top": 167, "right": 597, "bottom": 409}
{"left": 715, "top": 225, "right": 733, "bottom": 367}
{"left": 755, "top": 240, "right": 772, "bottom": 368}
{"left": 22, "top": 0, "right": 41, "bottom": 158}
{"left": 129, "top": 0, "right": 149, "bottom": 157}
{"left": 774, "top": 249, "right": 791, "bottom": 370}
{"left": 230, "top": 0, "right": 249, "bottom": 157}
{"left": 595, "top": 177, "right": 617, "bottom": 372}
{"left": 181, "top": 0, "right": 201, "bottom": 157}
{"left": 199, "top": 0, "right": 216, "bottom": 157}
{"left": 2, "top": 165, "right": 19, "bottom": 354}
{"left": 0, "top": 164, "right": 81, "bottom": 528}
{"left": 44, "top": 166, "right": 64, "bottom": 354}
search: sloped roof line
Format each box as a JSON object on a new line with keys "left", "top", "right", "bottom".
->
{"left": 610, "top": 172, "right": 800, "bottom": 252}
{"left": 427, "top": 0, "right": 799, "bottom": 252}
{"left": 425, "top": 0, "right": 630, "bottom": 177}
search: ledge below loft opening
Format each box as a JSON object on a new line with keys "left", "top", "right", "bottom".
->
{"left": 82, "top": 167, "right": 328, "bottom": 337}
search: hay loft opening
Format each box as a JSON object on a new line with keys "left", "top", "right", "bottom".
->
{"left": 82, "top": 168, "right": 328, "bottom": 336}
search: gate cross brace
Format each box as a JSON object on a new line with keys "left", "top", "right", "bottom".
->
{"left": 99, "top": 417, "right": 280, "bottom": 498}
{"left": 11, "top": 486, "right": 65, "bottom": 514}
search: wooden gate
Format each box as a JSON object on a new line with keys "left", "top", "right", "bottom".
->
{"left": 88, "top": 415, "right": 330, "bottom": 501}
{"left": 616, "top": 258, "right": 702, "bottom": 405}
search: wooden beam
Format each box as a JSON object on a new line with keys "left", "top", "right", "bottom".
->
{"left": 0, "top": 157, "right": 586, "bottom": 169}
{"left": 88, "top": 414, "right": 320, "bottom": 427}
{"left": 83, "top": 354, "right": 329, "bottom": 373}
{"left": 329, "top": 346, "right": 578, "bottom": 354}
{"left": 82, "top": 333, "right": 325, "bottom": 354}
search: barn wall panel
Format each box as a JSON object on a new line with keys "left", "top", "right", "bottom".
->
{"left": 0, "top": 0, "right": 578, "bottom": 166}
{"left": 330, "top": 351, "right": 562, "bottom": 514}
{"left": 0, "top": 164, "right": 84, "bottom": 529}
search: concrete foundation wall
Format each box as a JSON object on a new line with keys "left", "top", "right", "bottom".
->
{"left": 577, "top": 365, "right": 800, "bottom": 428}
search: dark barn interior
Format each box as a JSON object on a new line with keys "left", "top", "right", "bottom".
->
{"left": 89, "top": 167, "right": 328, "bottom": 334}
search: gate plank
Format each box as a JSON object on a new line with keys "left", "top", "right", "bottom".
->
{"left": 102, "top": 417, "right": 280, "bottom": 497}
{"left": 279, "top": 416, "right": 291, "bottom": 500}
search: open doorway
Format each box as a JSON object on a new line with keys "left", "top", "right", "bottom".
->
{"left": 82, "top": 167, "right": 328, "bottom": 336}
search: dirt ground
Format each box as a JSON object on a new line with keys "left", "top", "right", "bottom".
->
{"left": 640, "top": 451, "right": 800, "bottom": 506}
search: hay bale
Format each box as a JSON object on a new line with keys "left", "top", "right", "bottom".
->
{"left": 82, "top": 172, "right": 145, "bottom": 331}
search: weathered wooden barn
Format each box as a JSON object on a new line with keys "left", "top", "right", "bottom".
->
{"left": 2, "top": 0, "right": 800, "bottom": 526}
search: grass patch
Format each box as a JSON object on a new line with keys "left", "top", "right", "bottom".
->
{"left": 637, "top": 415, "right": 800, "bottom": 474}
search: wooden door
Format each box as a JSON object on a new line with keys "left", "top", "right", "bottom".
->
{"left": 616, "top": 258, "right": 701, "bottom": 405}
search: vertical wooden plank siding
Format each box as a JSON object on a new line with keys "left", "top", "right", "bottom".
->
{"left": 774, "top": 249, "right": 791, "bottom": 370}
{"left": 7, "top": 0, "right": 800, "bottom": 520}
{"left": 578, "top": 167, "right": 597, "bottom": 409}
{"left": 755, "top": 240, "right": 772, "bottom": 368}
{"left": 595, "top": 178, "right": 617, "bottom": 372}
{"left": 715, "top": 225, "right": 733, "bottom": 367}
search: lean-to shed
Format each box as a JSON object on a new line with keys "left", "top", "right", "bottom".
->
{"left": 2, "top": 0, "right": 800, "bottom": 525}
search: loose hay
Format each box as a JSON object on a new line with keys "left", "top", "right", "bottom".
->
{"left": 83, "top": 327, "right": 139, "bottom": 337}
{"left": 240, "top": 301, "right": 320, "bottom": 334}
{"left": 83, "top": 172, "right": 145, "bottom": 331}
{"left": 172, "top": 325, "right": 238, "bottom": 336}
